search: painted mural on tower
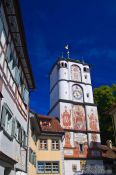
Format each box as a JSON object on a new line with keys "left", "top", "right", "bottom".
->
{"left": 73, "top": 105, "right": 86, "bottom": 131}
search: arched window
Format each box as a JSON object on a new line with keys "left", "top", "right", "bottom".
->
{"left": 61, "top": 62, "right": 64, "bottom": 67}
{"left": 71, "top": 65, "right": 81, "bottom": 81}
{"left": 65, "top": 63, "right": 67, "bottom": 68}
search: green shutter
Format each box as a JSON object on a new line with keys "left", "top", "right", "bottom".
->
{"left": 32, "top": 152, "right": 34, "bottom": 165}
{"left": 21, "top": 128, "right": 26, "bottom": 147}
{"left": 1, "top": 105, "right": 6, "bottom": 129}
{"left": 34, "top": 153, "right": 36, "bottom": 167}
{"left": 29, "top": 148, "right": 32, "bottom": 163}
{"left": 19, "top": 127, "right": 22, "bottom": 144}
{"left": 14, "top": 119, "right": 17, "bottom": 138}
{"left": 24, "top": 88, "right": 29, "bottom": 105}
{"left": 8, "top": 113, "right": 13, "bottom": 136}
{"left": 11, "top": 118, "right": 15, "bottom": 137}
{"left": 24, "top": 131, "right": 27, "bottom": 147}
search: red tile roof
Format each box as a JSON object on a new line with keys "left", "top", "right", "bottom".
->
{"left": 37, "top": 114, "right": 64, "bottom": 134}
{"left": 100, "top": 145, "right": 116, "bottom": 159}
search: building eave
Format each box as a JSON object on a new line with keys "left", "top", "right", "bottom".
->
{"left": 2, "top": 0, "right": 35, "bottom": 89}
{"left": 0, "top": 151, "right": 17, "bottom": 165}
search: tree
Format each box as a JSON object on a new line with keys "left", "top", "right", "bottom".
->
{"left": 94, "top": 84, "right": 116, "bottom": 145}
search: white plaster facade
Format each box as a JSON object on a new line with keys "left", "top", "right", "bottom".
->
{"left": 49, "top": 59, "right": 104, "bottom": 175}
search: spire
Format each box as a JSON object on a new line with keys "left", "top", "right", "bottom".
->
{"left": 64, "top": 44, "right": 70, "bottom": 58}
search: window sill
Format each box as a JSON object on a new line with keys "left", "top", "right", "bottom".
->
{"left": 3, "top": 130, "right": 13, "bottom": 141}
{"left": 51, "top": 149, "right": 60, "bottom": 151}
{"left": 39, "top": 149, "right": 48, "bottom": 151}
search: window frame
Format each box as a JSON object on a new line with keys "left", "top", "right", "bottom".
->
{"left": 51, "top": 139, "right": 60, "bottom": 150}
{"left": 39, "top": 139, "right": 48, "bottom": 150}
{"left": 15, "top": 120, "right": 22, "bottom": 144}
{"left": 0, "top": 103, "right": 13, "bottom": 139}
{"left": 37, "top": 161, "right": 59, "bottom": 174}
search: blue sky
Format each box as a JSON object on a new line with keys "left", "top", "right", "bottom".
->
{"left": 20, "top": 0, "right": 116, "bottom": 114}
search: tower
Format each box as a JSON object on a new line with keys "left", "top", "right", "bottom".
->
{"left": 49, "top": 57, "right": 103, "bottom": 175}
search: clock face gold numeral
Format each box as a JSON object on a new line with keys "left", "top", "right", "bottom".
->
{"left": 73, "top": 86, "right": 83, "bottom": 100}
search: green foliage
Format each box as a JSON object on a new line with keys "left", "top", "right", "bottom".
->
{"left": 94, "top": 84, "right": 116, "bottom": 145}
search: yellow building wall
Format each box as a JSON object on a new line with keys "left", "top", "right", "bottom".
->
{"left": 37, "top": 136, "right": 63, "bottom": 175}
{"left": 28, "top": 123, "right": 37, "bottom": 175}
{"left": 28, "top": 127, "right": 64, "bottom": 175}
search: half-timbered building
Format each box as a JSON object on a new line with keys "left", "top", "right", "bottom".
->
{"left": 0, "top": 1, "right": 35, "bottom": 175}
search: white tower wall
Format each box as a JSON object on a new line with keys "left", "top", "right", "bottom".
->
{"left": 49, "top": 58, "right": 103, "bottom": 175}
{"left": 59, "top": 81, "right": 69, "bottom": 100}
{"left": 58, "top": 61, "right": 69, "bottom": 80}
{"left": 50, "top": 64, "right": 58, "bottom": 90}
{"left": 50, "top": 84, "right": 59, "bottom": 108}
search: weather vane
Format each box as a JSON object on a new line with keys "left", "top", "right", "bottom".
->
{"left": 65, "top": 44, "right": 70, "bottom": 58}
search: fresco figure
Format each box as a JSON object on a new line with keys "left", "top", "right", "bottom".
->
{"left": 62, "top": 106, "right": 71, "bottom": 129}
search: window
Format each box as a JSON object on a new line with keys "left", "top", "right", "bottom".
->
{"left": 37, "top": 162, "right": 59, "bottom": 174}
{"left": 79, "top": 144, "right": 84, "bottom": 153}
{"left": 83, "top": 67, "right": 89, "bottom": 72}
{"left": 65, "top": 63, "right": 67, "bottom": 68}
{"left": 16, "top": 121, "right": 22, "bottom": 143}
{"left": 39, "top": 139, "right": 48, "bottom": 150}
{"left": 14, "top": 120, "right": 27, "bottom": 146}
{"left": 61, "top": 62, "right": 64, "bottom": 67}
{"left": 52, "top": 140, "right": 60, "bottom": 150}
{"left": 0, "top": 103, "right": 14, "bottom": 137}
{"left": 85, "top": 75, "right": 87, "bottom": 79}
{"left": 87, "top": 93, "right": 89, "bottom": 98}
{"left": 72, "top": 164, "right": 77, "bottom": 172}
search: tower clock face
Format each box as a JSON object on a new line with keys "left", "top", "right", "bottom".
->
{"left": 72, "top": 85, "right": 83, "bottom": 100}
